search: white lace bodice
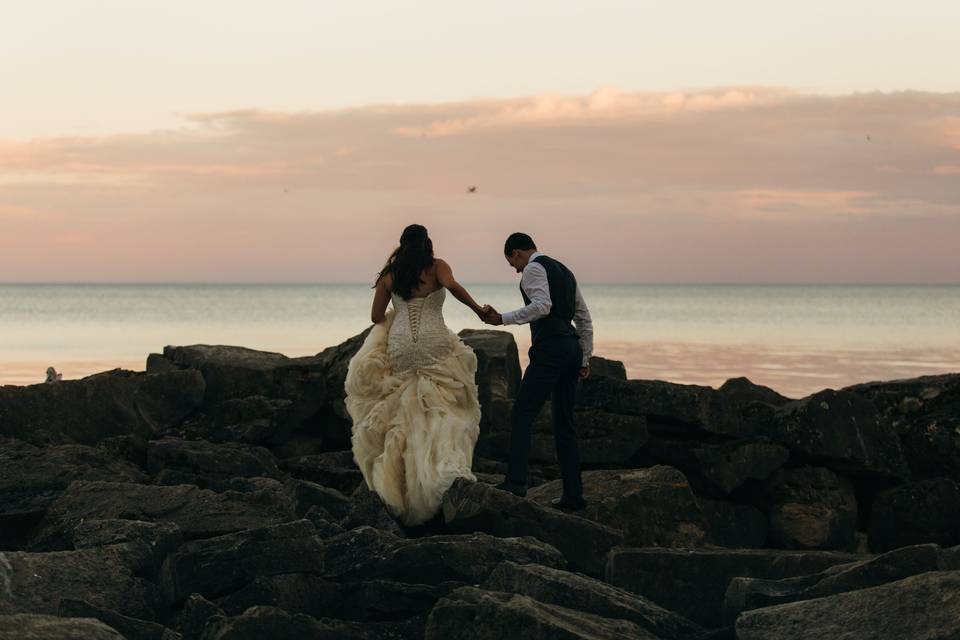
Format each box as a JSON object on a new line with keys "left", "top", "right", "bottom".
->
{"left": 387, "top": 288, "right": 454, "bottom": 374}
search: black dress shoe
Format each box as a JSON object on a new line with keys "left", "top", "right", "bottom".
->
{"left": 494, "top": 480, "right": 527, "bottom": 497}
{"left": 550, "top": 496, "right": 587, "bottom": 511}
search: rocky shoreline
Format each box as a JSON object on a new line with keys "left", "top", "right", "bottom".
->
{"left": 1, "top": 328, "right": 958, "bottom": 639}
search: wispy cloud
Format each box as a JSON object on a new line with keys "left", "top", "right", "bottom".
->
{"left": 1, "top": 87, "right": 958, "bottom": 282}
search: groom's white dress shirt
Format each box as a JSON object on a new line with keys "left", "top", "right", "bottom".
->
{"left": 501, "top": 251, "right": 594, "bottom": 367}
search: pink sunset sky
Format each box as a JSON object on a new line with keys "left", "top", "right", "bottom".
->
{"left": 1, "top": 2, "right": 958, "bottom": 284}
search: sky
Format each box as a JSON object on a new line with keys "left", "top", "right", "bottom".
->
{"left": 1, "top": 1, "right": 958, "bottom": 283}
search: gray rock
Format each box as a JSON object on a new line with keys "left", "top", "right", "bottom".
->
{"left": 58, "top": 599, "right": 180, "bottom": 640}
{"left": 161, "top": 520, "right": 323, "bottom": 602}
{"left": 0, "top": 544, "right": 160, "bottom": 618}
{"left": 482, "top": 560, "right": 706, "bottom": 640}
{"left": 339, "top": 483, "right": 405, "bottom": 537}
{"left": 441, "top": 478, "right": 623, "bottom": 577}
{"left": 178, "top": 594, "right": 224, "bottom": 640}
{"left": 587, "top": 356, "right": 627, "bottom": 380}
{"left": 146, "top": 439, "right": 283, "bottom": 489}
{"left": 735, "top": 570, "right": 960, "bottom": 640}
{"left": 527, "top": 467, "right": 710, "bottom": 548}
{"left": 327, "top": 530, "right": 566, "bottom": 585}
{"left": 458, "top": 329, "right": 522, "bottom": 408}
{"left": 844, "top": 373, "right": 960, "bottom": 481}
{"left": 30, "top": 481, "right": 295, "bottom": 550}
{"left": 724, "top": 543, "right": 947, "bottom": 622}
{"left": 694, "top": 437, "right": 791, "bottom": 495}
{"left": 0, "top": 614, "right": 126, "bottom": 640}
{"left": 425, "top": 586, "right": 657, "bottom": 640}
{"left": 279, "top": 452, "right": 364, "bottom": 495}
{"left": 766, "top": 467, "right": 858, "bottom": 551}
{"left": 699, "top": 498, "right": 768, "bottom": 549}
{"left": 198, "top": 605, "right": 421, "bottom": 640}
{"left": 604, "top": 546, "right": 860, "bottom": 628}
{"left": 478, "top": 398, "right": 648, "bottom": 466}
{"left": 767, "top": 389, "right": 910, "bottom": 482}
{"left": 72, "top": 519, "right": 183, "bottom": 578}
{"left": 868, "top": 478, "right": 960, "bottom": 552}
{"left": 0, "top": 369, "right": 204, "bottom": 446}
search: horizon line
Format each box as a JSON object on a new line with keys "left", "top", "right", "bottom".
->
{"left": 1, "top": 281, "right": 958, "bottom": 287}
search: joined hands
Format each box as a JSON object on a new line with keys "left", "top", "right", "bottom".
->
{"left": 478, "top": 304, "right": 503, "bottom": 326}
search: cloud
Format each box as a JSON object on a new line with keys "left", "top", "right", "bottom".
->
{"left": 0, "top": 87, "right": 958, "bottom": 282}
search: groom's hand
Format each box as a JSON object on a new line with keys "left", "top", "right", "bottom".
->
{"left": 481, "top": 305, "right": 503, "bottom": 326}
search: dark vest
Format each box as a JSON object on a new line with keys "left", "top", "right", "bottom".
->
{"left": 522, "top": 255, "right": 578, "bottom": 345}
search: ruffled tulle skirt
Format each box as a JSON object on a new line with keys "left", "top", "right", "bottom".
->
{"left": 345, "top": 310, "right": 481, "bottom": 526}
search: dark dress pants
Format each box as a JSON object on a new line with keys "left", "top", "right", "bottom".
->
{"left": 506, "top": 334, "right": 584, "bottom": 499}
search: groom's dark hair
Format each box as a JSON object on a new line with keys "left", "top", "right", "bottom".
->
{"left": 504, "top": 232, "right": 537, "bottom": 255}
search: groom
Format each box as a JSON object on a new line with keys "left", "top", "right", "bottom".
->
{"left": 482, "top": 232, "right": 593, "bottom": 511}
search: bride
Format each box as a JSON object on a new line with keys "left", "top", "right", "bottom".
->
{"left": 345, "top": 224, "right": 486, "bottom": 526}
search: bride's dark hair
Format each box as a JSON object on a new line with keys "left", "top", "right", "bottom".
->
{"left": 376, "top": 224, "right": 435, "bottom": 300}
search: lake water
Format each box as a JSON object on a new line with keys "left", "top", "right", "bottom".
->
{"left": 1, "top": 283, "right": 958, "bottom": 398}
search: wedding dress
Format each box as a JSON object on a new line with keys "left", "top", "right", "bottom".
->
{"left": 345, "top": 288, "right": 481, "bottom": 526}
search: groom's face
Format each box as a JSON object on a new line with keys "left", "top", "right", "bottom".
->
{"left": 505, "top": 251, "right": 524, "bottom": 273}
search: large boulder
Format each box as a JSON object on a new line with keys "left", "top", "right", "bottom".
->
{"left": 478, "top": 399, "right": 648, "bottom": 466}
{"left": 527, "top": 467, "right": 710, "bottom": 548}
{"left": 0, "top": 545, "right": 161, "bottom": 619}
{"left": 481, "top": 561, "right": 706, "bottom": 640}
{"left": 844, "top": 373, "right": 960, "bottom": 481}
{"left": 765, "top": 466, "right": 858, "bottom": 551}
{"left": 735, "top": 570, "right": 960, "bottom": 640}
{"left": 0, "top": 369, "right": 204, "bottom": 446}
{"left": 441, "top": 478, "right": 623, "bottom": 577}
{"left": 57, "top": 599, "right": 179, "bottom": 640}
{"left": 724, "top": 543, "right": 948, "bottom": 622}
{"left": 425, "top": 587, "right": 656, "bottom": 640}
{"left": 766, "top": 389, "right": 910, "bottom": 483}
{"left": 604, "top": 546, "right": 860, "bottom": 628}
{"left": 29, "top": 481, "right": 295, "bottom": 550}
{"left": 576, "top": 375, "right": 790, "bottom": 437}
{"left": 868, "top": 478, "right": 960, "bottom": 552}
{"left": 146, "top": 438, "right": 283, "bottom": 489}
{"left": 458, "top": 329, "right": 522, "bottom": 408}
{"left": 326, "top": 530, "right": 566, "bottom": 585}
{"left": 0, "top": 614, "right": 126, "bottom": 640}
{"left": 160, "top": 520, "right": 323, "bottom": 603}
{"left": 0, "top": 438, "right": 146, "bottom": 548}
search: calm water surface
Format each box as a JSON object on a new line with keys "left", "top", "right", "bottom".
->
{"left": 1, "top": 284, "right": 958, "bottom": 397}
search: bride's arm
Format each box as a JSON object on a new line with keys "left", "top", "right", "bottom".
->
{"left": 436, "top": 259, "right": 484, "bottom": 318}
{"left": 371, "top": 274, "right": 391, "bottom": 324}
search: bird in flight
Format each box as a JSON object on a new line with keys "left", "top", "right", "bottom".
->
{"left": 467, "top": 186, "right": 477, "bottom": 193}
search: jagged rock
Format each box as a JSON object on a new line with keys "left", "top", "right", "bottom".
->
{"left": 724, "top": 543, "right": 948, "bottom": 622}
{"left": 425, "top": 586, "right": 655, "bottom": 640}
{"left": 735, "top": 570, "right": 960, "bottom": 640}
{"left": 481, "top": 561, "right": 706, "bottom": 640}
{"left": 177, "top": 594, "right": 224, "bottom": 640}
{"left": 0, "top": 438, "right": 146, "bottom": 548}
{"left": 175, "top": 396, "right": 295, "bottom": 447}
{"left": 58, "top": 599, "right": 180, "bottom": 640}
{"left": 198, "top": 605, "right": 422, "bottom": 640}
{"left": 694, "top": 437, "right": 790, "bottom": 494}
{"left": 279, "top": 452, "right": 364, "bottom": 495}
{"left": 30, "top": 481, "right": 295, "bottom": 550}
{"left": 478, "top": 399, "right": 648, "bottom": 466}
{"left": 216, "top": 574, "right": 460, "bottom": 621}
{"left": 0, "top": 369, "right": 204, "bottom": 446}
{"left": 766, "top": 466, "right": 858, "bottom": 551}
{"left": 147, "top": 438, "right": 283, "bottom": 487}
{"left": 0, "top": 614, "right": 126, "bottom": 639}
{"left": 303, "top": 506, "right": 347, "bottom": 538}
{"left": 161, "top": 520, "right": 323, "bottom": 603}
{"left": 766, "top": 389, "right": 910, "bottom": 482}
{"left": 587, "top": 356, "right": 627, "bottom": 380}
{"left": 326, "top": 530, "right": 566, "bottom": 584}
{"left": 458, "top": 329, "right": 522, "bottom": 409}
{"left": 845, "top": 373, "right": 960, "bottom": 481}
{"left": 604, "top": 546, "right": 860, "bottom": 627}
{"left": 288, "top": 479, "right": 352, "bottom": 520}
{"left": 441, "top": 478, "right": 623, "bottom": 577}
{"left": 698, "top": 498, "right": 768, "bottom": 549}
{"left": 527, "top": 467, "right": 710, "bottom": 548}
{"left": 340, "top": 483, "right": 405, "bottom": 537}
{"left": 0, "top": 545, "right": 161, "bottom": 618}
{"left": 73, "top": 519, "right": 183, "bottom": 578}
{"left": 314, "top": 327, "right": 373, "bottom": 421}
{"left": 868, "top": 478, "right": 960, "bottom": 552}
{"left": 576, "top": 375, "right": 790, "bottom": 437}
